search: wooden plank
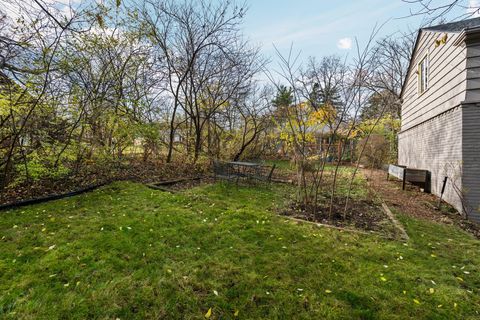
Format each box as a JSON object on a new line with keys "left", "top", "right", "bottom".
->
{"left": 405, "top": 169, "right": 428, "bottom": 183}
{"left": 388, "top": 165, "right": 406, "bottom": 180}
{"left": 388, "top": 165, "right": 431, "bottom": 193}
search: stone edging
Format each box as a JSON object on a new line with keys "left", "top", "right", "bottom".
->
{"left": 281, "top": 215, "right": 376, "bottom": 236}
{"left": 365, "top": 177, "right": 410, "bottom": 241}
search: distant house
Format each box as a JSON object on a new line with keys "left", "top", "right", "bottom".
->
{"left": 399, "top": 18, "right": 480, "bottom": 222}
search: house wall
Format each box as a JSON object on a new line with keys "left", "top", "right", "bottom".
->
{"left": 466, "top": 42, "right": 480, "bottom": 101}
{"left": 401, "top": 31, "right": 467, "bottom": 131}
{"left": 399, "top": 29, "right": 480, "bottom": 221}
{"left": 462, "top": 104, "right": 480, "bottom": 222}
{"left": 398, "top": 107, "right": 463, "bottom": 212}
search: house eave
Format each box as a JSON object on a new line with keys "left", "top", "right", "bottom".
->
{"left": 453, "top": 26, "right": 480, "bottom": 46}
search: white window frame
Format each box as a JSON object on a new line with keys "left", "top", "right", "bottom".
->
{"left": 418, "top": 53, "right": 429, "bottom": 95}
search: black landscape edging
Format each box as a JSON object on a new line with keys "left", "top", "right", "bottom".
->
{"left": 0, "top": 181, "right": 110, "bottom": 211}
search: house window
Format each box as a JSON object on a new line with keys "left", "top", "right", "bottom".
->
{"left": 418, "top": 54, "right": 429, "bottom": 94}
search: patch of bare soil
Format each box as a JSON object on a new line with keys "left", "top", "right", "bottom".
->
{"left": 281, "top": 197, "right": 390, "bottom": 233}
{"left": 1, "top": 159, "right": 207, "bottom": 206}
{"left": 153, "top": 177, "right": 215, "bottom": 192}
{"left": 364, "top": 168, "right": 480, "bottom": 239}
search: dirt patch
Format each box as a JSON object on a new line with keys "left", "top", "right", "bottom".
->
{"left": 280, "top": 197, "right": 392, "bottom": 234}
{"left": 364, "top": 168, "right": 480, "bottom": 239}
{"left": 1, "top": 159, "right": 206, "bottom": 206}
{"left": 148, "top": 177, "right": 215, "bottom": 192}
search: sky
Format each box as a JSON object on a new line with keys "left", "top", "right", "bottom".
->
{"left": 241, "top": 0, "right": 476, "bottom": 63}
{"left": 1, "top": 0, "right": 478, "bottom": 65}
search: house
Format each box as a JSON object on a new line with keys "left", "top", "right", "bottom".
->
{"left": 399, "top": 18, "right": 480, "bottom": 222}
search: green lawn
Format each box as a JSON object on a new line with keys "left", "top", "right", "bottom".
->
{"left": 1, "top": 181, "right": 479, "bottom": 319}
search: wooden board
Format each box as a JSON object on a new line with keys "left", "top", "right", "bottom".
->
{"left": 387, "top": 165, "right": 431, "bottom": 193}
{"left": 405, "top": 169, "right": 428, "bottom": 183}
{"left": 388, "top": 165, "right": 406, "bottom": 180}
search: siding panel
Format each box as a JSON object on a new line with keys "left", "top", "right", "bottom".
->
{"left": 401, "top": 31, "right": 467, "bottom": 131}
{"left": 462, "top": 105, "right": 480, "bottom": 222}
{"left": 398, "top": 107, "right": 463, "bottom": 212}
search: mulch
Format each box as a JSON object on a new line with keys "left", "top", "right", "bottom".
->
{"left": 363, "top": 168, "right": 480, "bottom": 239}
{"left": 281, "top": 197, "right": 388, "bottom": 232}
{"left": 148, "top": 177, "right": 215, "bottom": 192}
{"left": 0, "top": 159, "right": 206, "bottom": 207}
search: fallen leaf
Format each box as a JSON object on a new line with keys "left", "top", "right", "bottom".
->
{"left": 213, "top": 290, "right": 218, "bottom": 296}
{"left": 204, "top": 308, "right": 212, "bottom": 318}
{"left": 413, "top": 299, "right": 420, "bottom": 305}
{"left": 429, "top": 288, "right": 435, "bottom": 294}
{"left": 380, "top": 277, "right": 387, "bottom": 282}
{"left": 325, "top": 289, "right": 332, "bottom": 294}
{"left": 234, "top": 310, "right": 239, "bottom": 317}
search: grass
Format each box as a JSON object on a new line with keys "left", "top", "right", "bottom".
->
{"left": 1, "top": 180, "right": 479, "bottom": 319}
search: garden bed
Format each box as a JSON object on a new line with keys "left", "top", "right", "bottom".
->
{"left": 280, "top": 197, "right": 393, "bottom": 234}
{"left": 147, "top": 177, "right": 214, "bottom": 192}
{"left": 365, "top": 168, "right": 480, "bottom": 239}
{"left": 0, "top": 158, "right": 206, "bottom": 205}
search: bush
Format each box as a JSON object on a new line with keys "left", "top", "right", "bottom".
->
{"left": 356, "top": 134, "right": 390, "bottom": 169}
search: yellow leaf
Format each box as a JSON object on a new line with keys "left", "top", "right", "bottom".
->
{"left": 325, "top": 289, "right": 332, "bottom": 294}
{"left": 403, "top": 290, "right": 406, "bottom": 295}
{"left": 456, "top": 277, "right": 464, "bottom": 282}
{"left": 437, "top": 304, "right": 443, "bottom": 308}
{"left": 454, "top": 303, "right": 458, "bottom": 308}
{"left": 429, "top": 288, "right": 434, "bottom": 294}
{"left": 234, "top": 310, "right": 239, "bottom": 317}
{"left": 413, "top": 299, "right": 420, "bottom": 304}
{"left": 380, "top": 277, "right": 387, "bottom": 282}
{"left": 204, "top": 308, "right": 212, "bottom": 319}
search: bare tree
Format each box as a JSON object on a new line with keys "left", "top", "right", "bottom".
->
{"left": 230, "top": 85, "right": 272, "bottom": 161}
{"left": 403, "top": 0, "right": 480, "bottom": 21}
{"left": 140, "top": 0, "right": 252, "bottom": 163}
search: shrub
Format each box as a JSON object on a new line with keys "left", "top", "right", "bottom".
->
{"left": 356, "top": 134, "right": 390, "bottom": 169}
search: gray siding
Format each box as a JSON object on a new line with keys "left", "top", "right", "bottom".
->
{"left": 400, "top": 29, "right": 480, "bottom": 222}
{"left": 402, "top": 31, "right": 467, "bottom": 131}
{"left": 398, "top": 107, "right": 463, "bottom": 212}
{"left": 462, "top": 105, "right": 480, "bottom": 222}
{"left": 466, "top": 44, "right": 480, "bottom": 101}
